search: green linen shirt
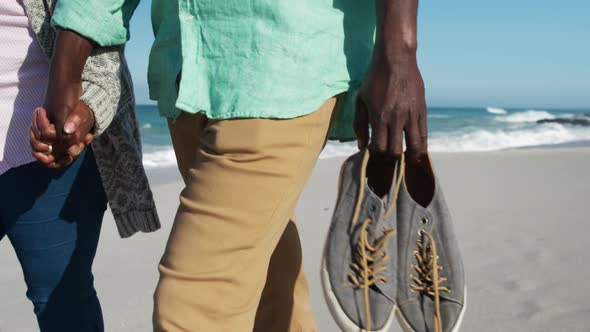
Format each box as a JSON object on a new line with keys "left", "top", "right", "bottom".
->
{"left": 52, "top": 0, "right": 376, "bottom": 140}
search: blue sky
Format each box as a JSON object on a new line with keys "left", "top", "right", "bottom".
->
{"left": 126, "top": 0, "right": 589, "bottom": 109}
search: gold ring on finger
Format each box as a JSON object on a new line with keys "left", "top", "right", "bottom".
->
{"left": 45, "top": 144, "right": 53, "bottom": 156}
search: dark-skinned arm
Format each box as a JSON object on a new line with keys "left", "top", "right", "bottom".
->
{"left": 45, "top": 29, "right": 95, "bottom": 144}
{"left": 355, "top": 0, "right": 427, "bottom": 159}
{"left": 31, "top": 0, "right": 136, "bottom": 168}
{"left": 357, "top": 0, "right": 429, "bottom": 199}
{"left": 34, "top": 29, "right": 96, "bottom": 167}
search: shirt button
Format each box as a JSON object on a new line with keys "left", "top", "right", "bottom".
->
{"left": 184, "top": 14, "right": 193, "bottom": 21}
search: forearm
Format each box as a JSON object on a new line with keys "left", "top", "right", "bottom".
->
{"left": 50, "top": 30, "right": 94, "bottom": 83}
{"left": 356, "top": 0, "right": 426, "bottom": 157}
{"left": 45, "top": 29, "right": 94, "bottom": 134}
{"left": 375, "top": 0, "right": 419, "bottom": 60}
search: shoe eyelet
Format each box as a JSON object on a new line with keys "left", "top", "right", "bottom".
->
{"left": 421, "top": 217, "right": 429, "bottom": 224}
{"left": 418, "top": 229, "right": 425, "bottom": 236}
{"left": 370, "top": 205, "right": 377, "bottom": 212}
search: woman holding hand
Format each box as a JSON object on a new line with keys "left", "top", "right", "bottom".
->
{"left": 0, "top": 1, "right": 158, "bottom": 331}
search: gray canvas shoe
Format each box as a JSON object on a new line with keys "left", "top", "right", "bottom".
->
{"left": 321, "top": 150, "right": 403, "bottom": 331}
{"left": 395, "top": 154, "right": 466, "bottom": 332}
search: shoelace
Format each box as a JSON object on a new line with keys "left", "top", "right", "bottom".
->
{"left": 348, "top": 218, "right": 396, "bottom": 331}
{"left": 346, "top": 150, "right": 404, "bottom": 331}
{"left": 411, "top": 229, "right": 450, "bottom": 332}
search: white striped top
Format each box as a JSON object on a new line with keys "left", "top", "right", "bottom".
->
{"left": 0, "top": 0, "right": 50, "bottom": 175}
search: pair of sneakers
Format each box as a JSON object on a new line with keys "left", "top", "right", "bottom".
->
{"left": 321, "top": 150, "right": 466, "bottom": 332}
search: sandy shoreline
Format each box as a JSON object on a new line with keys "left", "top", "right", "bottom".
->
{"left": 2, "top": 147, "right": 590, "bottom": 331}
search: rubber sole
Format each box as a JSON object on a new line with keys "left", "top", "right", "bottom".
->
{"left": 320, "top": 259, "right": 396, "bottom": 332}
{"left": 395, "top": 288, "right": 467, "bottom": 332}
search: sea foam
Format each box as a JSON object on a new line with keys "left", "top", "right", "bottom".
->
{"left": 495, "top": 110, "right": 555, "bottom": 123}
{"left": 486, "top": 107, "right": 508, "bottom": 115}
{"left": 137, "top": 107, "right": 590, "bottom": 168}
{"left": 142, "top": 147, "right": 177, "bottom": 169}
{"left": 428, "top": 123, "right": 590, "bottom": 152}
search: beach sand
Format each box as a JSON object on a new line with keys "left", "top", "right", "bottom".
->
{"left": 1, "top": 148, "right": 590, "bottom": 331}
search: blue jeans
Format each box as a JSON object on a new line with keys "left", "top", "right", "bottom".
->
{"left": 0, "top": 149, "right": 107, "bottom": 332}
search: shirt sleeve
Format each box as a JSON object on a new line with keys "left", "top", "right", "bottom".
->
{"left": 51, "top": 0, "right": 139, "bottom": 47}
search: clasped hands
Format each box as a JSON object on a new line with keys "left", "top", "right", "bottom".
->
{"left": 29, "top": 29, "right": 96, "bottom": 169}
{"left": 29, "top": 100, "right": 95, "bottom": 169}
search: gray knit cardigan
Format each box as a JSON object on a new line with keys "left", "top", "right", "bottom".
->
{"left": 22, "top": 0, "right": 161, "bottom": 238}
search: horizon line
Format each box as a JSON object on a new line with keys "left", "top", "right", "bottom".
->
{"left": 134, "top": 103, "right": 590, "bottom": 111}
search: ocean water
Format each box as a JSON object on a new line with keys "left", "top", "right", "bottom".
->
{"left": 136, "top": 105, "right": 590, "bottom": 169}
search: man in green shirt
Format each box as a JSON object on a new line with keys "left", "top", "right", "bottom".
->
{"left": 46, "top": 0, "right": 429, "bottom": 330}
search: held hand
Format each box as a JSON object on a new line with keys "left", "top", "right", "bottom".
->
{"left": 29, "top": 106, "right": 94, "bottom": 169}
{"left": 44, "top": 79, "right": 82, "bottom": 150}
{"left": 61, "top": 100, "right": 95, "bottom": 157}
{"left": 354, "top": 52, "right": 428, "bottom": 163}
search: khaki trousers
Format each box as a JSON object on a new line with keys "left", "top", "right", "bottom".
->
{"left": 153, "top": 96, "right": 342, "bottom": 331}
